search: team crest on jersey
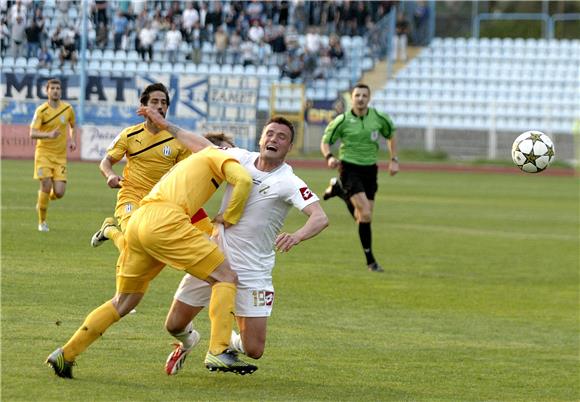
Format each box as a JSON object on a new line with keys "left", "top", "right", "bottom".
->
{"left": 299, "top": 187, "right": 313, "bottom": 200}
{"left": 60, "top": 115, "right": 65, "bottom": 124}
{"left": 125, "top": 203, "right": 133, "bottom": 213}
{"left": 370, "top": 130, "right": 379, "bottom": 141}
{"left": 163, "top": 145, "right": 172, "bottom": 157}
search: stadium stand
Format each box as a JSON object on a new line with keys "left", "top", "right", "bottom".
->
{"left": 374, "top": 37, "right": 580, "bottom": 133}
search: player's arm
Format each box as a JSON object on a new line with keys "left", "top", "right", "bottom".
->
{"left": 386, "top": 135, "right": 399, "bottom": 177}
{"left": 275, "top": 202, "right": 329, "bottom": 252}
{"left": 137, "top": 106, "right": 213, "bottom": 152}
{"left": 320, "top": 114, "right": 344, "bottom": 169}
{"left": 68, "top": 122, "right": 79, "bottom": 151}
{"left": 99, "top": 154, "right": 123, "bottom": 188}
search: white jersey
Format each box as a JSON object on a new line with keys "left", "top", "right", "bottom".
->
{"left": 216, "top": 147, "right": 318, "bottom": 286}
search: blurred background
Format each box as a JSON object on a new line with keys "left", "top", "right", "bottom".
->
{"left": 1, "top": 0, "right": 578, "bottom": 164}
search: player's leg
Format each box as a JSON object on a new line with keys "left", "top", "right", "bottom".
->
{"left": 144, "top": 206, "right": 256, "bottom": 374}
{"left": 164, "top": 297, "right": 204, "bottom": 375}
{"left": 47, "top": 208, "right": 162, "bottom": 378}
{"left": 350, "top": 192, "right": 382, "bottom": 272}
{"left": 37, "top": 178, "right": 52, "bottom": 231}
{"left": 234, "top": 317, "right": 268, "bottom": 359}
{"left": 51, "top": 179, "right": 66, "bottom": 200}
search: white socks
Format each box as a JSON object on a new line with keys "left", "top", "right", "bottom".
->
{"left": 173, "top": 322, "right": 200, "bottom": 350}
{"left": 229, "top": 330, "right": 245, "bottom": 354}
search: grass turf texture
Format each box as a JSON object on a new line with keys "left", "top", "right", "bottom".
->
{"left": 2, "top": 159, "right": 578, "bottom": 401}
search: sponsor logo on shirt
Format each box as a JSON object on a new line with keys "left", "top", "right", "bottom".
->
{"left": 300, "top": 187, "right": 313, "bottom": 200}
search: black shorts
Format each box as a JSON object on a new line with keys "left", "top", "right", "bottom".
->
{"left": 339, "top": 160, "right": 378, "bottom": 200}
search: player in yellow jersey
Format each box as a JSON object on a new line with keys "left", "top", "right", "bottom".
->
{"left": 90, "top": 82, "right": 212, "bottom": 252}
{"left": 46, "top": 105, "right": 257, "bottom": 378}
{"left": 29, "top": 78, "right": 79, "bottom": 232}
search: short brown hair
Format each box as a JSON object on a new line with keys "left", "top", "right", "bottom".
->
{"left": 352, "top": 83, "right": 371, "bottom": 95}
{"left": 264, "top": 116, "right": 295, "bottom": 142}
{"left": 140, "top": 82, "right": 170, "bottom": 106}
{"left": 46, "top": 78, "right": 61, "bottom": 89}
{"left": 204, "top": 132, "right": 235, "bottom": 147}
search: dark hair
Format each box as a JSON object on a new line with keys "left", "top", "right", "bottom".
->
{"left": 140, "top": 83, "right": 170, "bottom": 106}
{"left": 352, "top": 83, "right": 371, "bottom": 96}
{"left": 204, "top": 132, "right": 235, "bottom": 147}
{"left": 46, "top": 78, "right": 61, "bottom": 89}
{"left": 264, "top": 115, "right": 295, "bottom": 142}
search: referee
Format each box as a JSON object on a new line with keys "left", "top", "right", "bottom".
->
{"left": 320, "top": 83, "right": 398, "bottom": 272}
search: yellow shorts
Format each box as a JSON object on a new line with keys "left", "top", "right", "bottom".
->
{"left": 114, "top": 195, "right": 141, "bottom": 232}
{"left": 116, "top": 202, "right": 224, "bottom": 294}
{"left": 34, "top": 152, "right": 67, "bottom": 181}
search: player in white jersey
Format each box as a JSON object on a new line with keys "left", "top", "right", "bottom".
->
{"left": 163, "top": 120, "right": 329, "bottom": 375}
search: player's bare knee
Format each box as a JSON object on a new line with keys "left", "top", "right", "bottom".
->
{"left": 54, "top": 190, "right": 65, "bottom": 198}
{"left": 244, "top": 345, "right": 264, "bottom": 359}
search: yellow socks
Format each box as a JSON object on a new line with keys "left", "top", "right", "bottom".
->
{"left": 105, "top": 226, "right": 125, "bottom": 252}
{"left": 208, "top": 282, "right": 236, "bottom": 355}
{"left": 37, "top": 191, "right": 49, "bottom": 223}
{"left": 62, "top": 301, "right": 120, "bottom": 361}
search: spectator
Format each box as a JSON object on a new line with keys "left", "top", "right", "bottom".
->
{"left": 278, "top": 1, "right": 289, "bottom": 26}
{"left": 247, "top": 20, "right": 264, "bottom": 43}
{"left": 96, "top": 21, "right": 108, "bottom": 50}
{"left": 25, "top": 16, "right": 43, "bottom": 58}
{"left": 94, "top": 0, "right": 108, "bottom": 27}
{"left": 304, "top": 26, "right": 321, "bottom": 54}
{"left": 328, "top": 33, "right": 344, "bottom": 68}
{"left": 256, "top": 39, "right": 271, "bottom": 65}
{"left": 269, "top": 24, "right": 286, "bottom": 64}
{"left": 50, "top": 24, "right": 63, "bottom": 51}
{"left": 138, "top": 21, "right": 156, "bottom": 61}
{"left": 165, "top": 22, "right": 182, "bottom": 63}
{"left": 413, "top": 1, "right": 429, "bottom": 46}
{"left": 165, "top": 1, "right": 182, "bottom": 24}
{"left": 112, "top": 10, "right": 129, "bottom": 51}
{"left": 355, "top": 1, "right": 369, "bottom": 36}
{"left": 228, "top": 28, "right": 242, "bottom": 65}
{"left": 10, "top": 15, "right": 27, "bottom": 58}
{"left": 316, "top": 48, "right": 333, "bottom": 79}
{"left": 280, "top": 52, "right": 303, "bottom": 80}
{"left": 9, "top": 0, "right": 27, "bottom": 25}
{"left": 393, "top": 12, "right": 410, "bottom": 61}
{"left": 246, "top": 0, "right": 263, "bottom": 24}
{"left": 240, "top": 38, "right": 255, "bottom": 67}
{"left": 188, "top": 21, "right": 202, "bottom": 64}
{"left": 1, "top": 18, "right": 10, "bottom": 57}
{"left": 206, "top": 1, "right": 223, "bottom": 32}
{"left": 214, "top": 25, "right": 227, "bottom": 65}
{"left": 182, "top": 1, "right": 199, "bottom": 33}
{"left": 37, "top": 44, "right": 53, "bottom": 68}
{"left": 58, "top": 25, "right": 78, "bottom": 70}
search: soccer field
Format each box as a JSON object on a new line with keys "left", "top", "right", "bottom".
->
{"left": 1, "top": 159, "right": 578, "bottom": 401}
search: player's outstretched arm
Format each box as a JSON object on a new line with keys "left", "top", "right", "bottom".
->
{"left": 275, "top": 202, "right": 329, "bottom": 252}
{"left": 137, "top": 106, "right": 212, "bottom": 152}
{"left": 99, "top": 154, "right": 123, "bottom": 188}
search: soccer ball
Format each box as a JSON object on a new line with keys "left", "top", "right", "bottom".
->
{"left": 511, "top": 131, "right": 555, "bottom": 173}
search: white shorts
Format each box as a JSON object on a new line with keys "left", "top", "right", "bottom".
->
{"left": 174, "top": 274, "right": 275, "bottom": 317}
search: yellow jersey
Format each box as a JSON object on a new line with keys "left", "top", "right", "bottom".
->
{"left": 142, "top": 147, "right": 251, "bottom": 224}
{"left": 30, "top": 100, "right": 76, "bottom": 157}
{"left": 107, "top": 122, "right": 191, "bottom": 204}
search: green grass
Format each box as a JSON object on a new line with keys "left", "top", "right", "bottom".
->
{"left": 2, "top": 159, "right": 579, "bottom": 401}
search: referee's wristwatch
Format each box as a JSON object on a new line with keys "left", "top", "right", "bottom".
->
{"left": 391, "top": 156, "right": 399, "bottom": 163}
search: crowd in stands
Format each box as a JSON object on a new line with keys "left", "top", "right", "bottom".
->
{"left": 1, "top": 0, "right": 422, "bottom": 81}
